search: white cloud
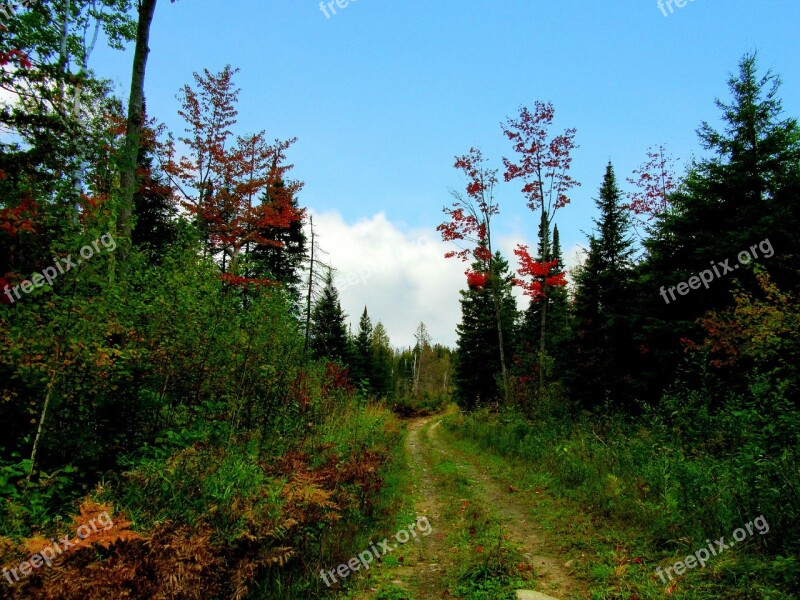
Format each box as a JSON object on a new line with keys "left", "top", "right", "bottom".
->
{"left": 307, "top": 210, "right": 589, "bottom": 349}
{"left": 308, "top": 209, "right": 466, "bottom": 348}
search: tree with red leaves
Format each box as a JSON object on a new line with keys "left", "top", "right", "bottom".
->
{"left": 162, "top": 66, "right": 303, "bottom": 287}
{"left": 513, "top": 250, "right": 566, "bottom": 301}
{"left": 438, "top": 147, "right": 509, "bottom": 399}
{"left": 502, "top": 102, "right": 579, "bottom": 392}
{"left": 626, "top": 144, "right": 679, "bottom": 228}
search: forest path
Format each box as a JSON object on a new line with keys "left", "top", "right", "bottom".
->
{"left": 350, "top": 416, "right": 585, "bottom": 599}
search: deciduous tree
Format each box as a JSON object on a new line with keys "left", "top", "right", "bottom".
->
{"left": 502, "top": 102, "right": 579, "bottom": 393}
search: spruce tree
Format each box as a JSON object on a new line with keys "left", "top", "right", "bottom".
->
{"left": 351, "top": 307, "right": 375, "bottom": 390}
{"left": 518, "top": 213, "right": 570, "bottom": 377}
{"left": 131, "top": 142, "right": 179, "bottom": 257}
{"left": 636, "top": 53, "right": 800, "bottom": 398}
{"left": 249, "top": 193, "right": 307, "bottom": 307}
{"left": 569, "top": 162, "right": 636, "bottom": 408}
{"left": 370, "top": 322, "right": 394, "bottom": 397}
{"left": 455, "top": 252, "right": 517, "bottom": 409}
{"left": 309, "top": 271, "right": 350, "bottom": 364}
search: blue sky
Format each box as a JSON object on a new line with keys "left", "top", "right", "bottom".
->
{"left": 90, "top": 0, "right": 800, "bottom": 346}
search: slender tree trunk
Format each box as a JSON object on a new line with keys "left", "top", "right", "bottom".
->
{"left": 539, "top": 203, "right": 548, "bottom": 395}
{"left": 304, "top": 216, "right": 315, "bottom": 353}
{"left": 486, "top": 228, "right": 509, "bottom": 402}
{"left": 28, "top": 374, "right": 58, "bottom": 478}
{"left": 118, "top": 0, "right": 159, "bottom": 251}
{"left": 412, "top": 351, "right": 419, "bottom": 398}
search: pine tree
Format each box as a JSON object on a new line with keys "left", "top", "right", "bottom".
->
{"left": 636, "top": 53, "right": 800, "bottom": 398}
{"left": 455, "top": 252, "right": 517, "bottom": 409}
{"left": 249, "top": 194, "right": 307, "bottom": 306}
{"left": 131, "top": 139, "right": 178, "bottom": 256}
{"left": 309, "top": 271, "right": 350, "bottom": 364}
{"left": 351, "top": 307, "right": 375, "bottom": 390}
{"left": 370, "top": 322, "right": 394, "bottom": 397}
{"left": 569, "top": 162, "right": 636, "bottom": 408}
{"left": 517, "top": 213, "right": 570, "bottom": 378}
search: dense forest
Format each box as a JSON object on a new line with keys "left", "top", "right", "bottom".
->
{"left": 1, "top": 2, "right": 798, "bottom": 599}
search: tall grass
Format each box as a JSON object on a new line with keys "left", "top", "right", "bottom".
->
{"left": 442, "top": 403, "right": 800, "bottom": 596}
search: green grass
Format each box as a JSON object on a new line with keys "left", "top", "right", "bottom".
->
{"left": 419, "top": 422, "right": 537, "bottom": 599}
{"left": 439, "top": 408, "right": 798, "bottom": 599}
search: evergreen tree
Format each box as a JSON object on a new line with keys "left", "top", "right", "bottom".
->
{"left": 569, "top": 162, "right": 637, "bottom": 408}
{"left": 309, "top": 271, "right": 350, "bottom": 363}
{"left": 371, "top": 322, "right": 394, "bottom": 397}
{"left": 636, "top": 53, "right": 800, "bottom": 399}
{"left": 549, "top": 225, "right": 570, "bottom": 349}
{"left": 351, "top": 307, "right": 375, "bottom": 390}
{"left": 517, "top": 214, "right": 570, "bottom": 378}
{"left": 455, "top": 252, "right": 517, "bottom": 409}
{"left": 131, "top": 140, "right": 178, "bottom": 256}
{"left": 249, "top": 193, "right": 307, "bottom": 306}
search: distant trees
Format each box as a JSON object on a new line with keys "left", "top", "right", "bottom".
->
{"left": 392, "top": 323, "right": 453, "bottom": 412}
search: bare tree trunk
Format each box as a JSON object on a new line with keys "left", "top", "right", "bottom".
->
{"left": 28, "top": 374, "right": 58, "bottom": 479}
{"left": 412, "top": 351, "right": 420, "bottom": 398}
{"left": 117, "top": 0, "right": 159, "bottom": 252}
{"left": 538, "top": 203, "right": 548, "bottom": 396}
{"left": 486, "top": 230, "right": 509, "bottom": 403}
{"left": 304, "top": 216, "right": 315, "bottom": 353}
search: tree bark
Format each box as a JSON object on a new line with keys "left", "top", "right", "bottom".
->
{"left": 486, "top": 227, "right": 509, "bottom": 402}
{"left": 539, "top": 203, "right": 548, "bottom": 396}
{"left": 28, "top": 373, "right": 57, "bottom": 479}
{"left": 304, "top": 216, "right": 315, "bottom": 353}
{"left": 118, "top": 0, "right": 159, "bottom": 249}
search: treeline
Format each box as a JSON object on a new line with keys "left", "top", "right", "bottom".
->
{"left": 308, "top": 278, "right": 453, "bottom": 413}
{"left": 0, "top": 4, "right": 411, "bottom": 598}
{"left": 445, "top": 54, "right": 800, "bottom": 594}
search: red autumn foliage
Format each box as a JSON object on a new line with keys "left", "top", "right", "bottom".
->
{"left": 502, "top": 102, "right": 580, "bottom": 214}
{"left": 0, "top": 48, "right": 32, "bottom": 70}
{"left": 437, "top": 148, "right": 498, "bottom": 264}
{"left": 322, "top": 362, "right": 354, "bottom": 395}
{"left": 626, "top": 145, "right": 678, "bottom": 219}
{"left": 513, "top": 244, "right": 567, "bottom": 301}
{"left": 465, "top": 270, "right": 489, "bottom": 290}
{"left": 0, "top": 197, "right": 38, "bottom": 237}
{"left": 161, "top": 66, "right": 304, "bottom": 286}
